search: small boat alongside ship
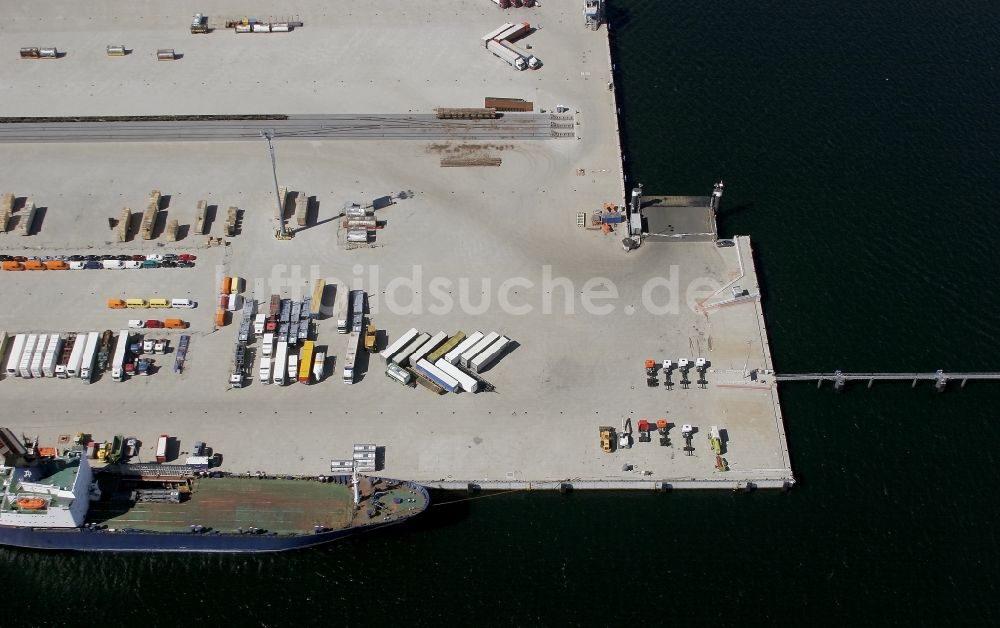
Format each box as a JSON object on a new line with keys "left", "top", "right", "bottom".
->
{"left": 0, "top": 441, "right": 428, "bottom": 553}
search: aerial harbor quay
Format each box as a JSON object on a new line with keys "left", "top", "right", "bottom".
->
{"left": 0, "top": 0, "right": 794, "bottom": 493}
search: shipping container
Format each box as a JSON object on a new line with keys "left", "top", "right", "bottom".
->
{"left": 155, "top": 435, "right": 169, "bottom": 463}
{"left": 427, "top": 332, "right": 466, "bottom": 364}
{"left": 298, "top": 341, "right": 314, "bottom": 383}
{"left": 221, "top": 276, "right": 232, "bottom": 295}
{"left": 41, "top": 334, "right": 62, "bottom": 377}
{"left": 227, "top": 293, "right": 241, "bottom": 311}
{"left": 445, "top": 331, "right": 484, "bottom": 365}
{"left": 106, "top": 45, "right": 126, "bottom": 56}
{"left": 18, "top": 334, "right": 39, "bottom": 378}
{"left": 435, "top": 358, "right": 480, "bottom": 393}
{"left": 30, "top": 334, "right": 50, "bottom": 378}
{"left": 79, "top": 331, "right": 100, "bottom": 382}
{"left": 408, "top": 331, "right": 447, "bottom": 367}
{"left": 481, "top": 22, "right": 516, "bottom": 45}
{"left": 495, "top": 21, "right": 531, "bottom": 42}
{"left": 379, "top": 327, "right": 420, "bottom": 363}
{"left": 215, "top": 309, "right": 226, "bottom": 327}
{"left": 460, "top": 332, "right": 500, "bottom": 368}
{"left": 4, "top": 333, "right": 26, "bottom": 378}
{"left": 414, "top": 359, "right": 459, "bottom": 394}
{"left": 310, "top": 280, "right": 324, "bottom": 318}
{"left": 392, "top": 332, "right": 429, "bottom": 367}
{"left": 470, "top": 335, "right": 511, "bottom": 373}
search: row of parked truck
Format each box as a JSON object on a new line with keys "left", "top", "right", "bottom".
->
{"left": 481, "top": 21, "right": 542, "bottom": 71}
{"left": 0, "top": 330, "right": 192, "bottom": 383}
{"left": 379, "top": 328, "right": 512, "bottom": 394}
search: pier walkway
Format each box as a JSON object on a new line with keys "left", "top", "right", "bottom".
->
{"left": 774, "top": 370, "right": 1000, "bottom": 390}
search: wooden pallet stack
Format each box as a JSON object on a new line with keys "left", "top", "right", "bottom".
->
{"left": 116, "top": 207, "right": 132, "bottom": 241}
{"left": 140, "top": 189, "right": 160, "bottom": 240}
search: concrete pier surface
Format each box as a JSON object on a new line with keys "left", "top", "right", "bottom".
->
{"left": 0, "top": 1, "right": 793, "bottom": 490}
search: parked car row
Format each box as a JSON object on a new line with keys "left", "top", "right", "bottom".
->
{"left": 1, "top": 252, "right": 196, "bottom": 271}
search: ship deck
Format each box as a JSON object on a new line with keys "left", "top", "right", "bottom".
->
{"left": 87, "top": 477, "right": 355, "bottom": 534}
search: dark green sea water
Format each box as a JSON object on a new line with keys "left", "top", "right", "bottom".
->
{"left": 6, "top": 1, "right": 1000, "bottom": 625}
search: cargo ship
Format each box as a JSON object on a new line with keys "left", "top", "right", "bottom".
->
{"left": 0, "top": 447, "right": 428, "bottom": 553}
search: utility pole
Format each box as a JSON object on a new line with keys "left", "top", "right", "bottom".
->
{"left": 261, "top": 129, "right": 289, "bottom": 239}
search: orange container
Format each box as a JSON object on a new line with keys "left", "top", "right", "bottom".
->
{"left": 24, "top": 260, "right": 45, "bottom": 270}
{"left": 215, "top": 309, "right": 226, "bottom": 326}
{"left": 221, "top": 276, "right": 232, "bottom": 294}
{"left": 163, "top": 319, "right": 187, "bottom": 329}
{"left": 1, "top": 261, "right": 24, "bottom": 271}
{"left": 107, "top": 298, "right": 127, "bottom": 309}
{"left": 44, "top": 260, "right": 68, "bottom": 270}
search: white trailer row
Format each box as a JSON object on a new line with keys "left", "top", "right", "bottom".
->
{"left": 3, "top": 331, "right": 102, "bottom": 383}
{"left": 379, "top": 326, "right": 513, "bottom": 393}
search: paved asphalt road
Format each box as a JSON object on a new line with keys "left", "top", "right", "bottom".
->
{"left": 0, "top": 114, "right": 559, "bottom": 142}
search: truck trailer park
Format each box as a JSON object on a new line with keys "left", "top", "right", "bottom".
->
{"left": 0, "top": 0, "right": 793, "bottom": 490}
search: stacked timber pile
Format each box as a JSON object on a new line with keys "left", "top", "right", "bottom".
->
{"left": 116, "top": 207, "right": 131, "bottom": 241}
{"left": 140, "top": 189, "right": 160, "bottom": 240}
{"left": 295, "top": 193, "right": 308, "bottom": 227}
{"left": 193, "top": 200, "right": 207, "bottom": 235}
{"left": 224, "top": 206, "right": 238, "bottom": 236}
{"left": 0, "top": 193, "right": 13, "bottom": 232}
{"left": 18, "top": 201, "right": 36, "bottom": 236}
{"left": 434, "top": 107, "right": 497, "bottom": 120}
{"left": 440, "top": 156, "right": 502, "bottom": 167}
{"left": 344, "top": 202, "right": 373, "bottom": 243}
{"left": 166, "top": 218, "right": 179, "bottom": 242}
{"left": 484, "top": 97, "right": 533, "bottom": 112}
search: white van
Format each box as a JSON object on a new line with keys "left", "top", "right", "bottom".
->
{"left": 171, "top": 298, "right": 197, "bottom": 309}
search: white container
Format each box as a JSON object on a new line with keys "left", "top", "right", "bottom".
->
{"left": 445, "top": 331, "right": 483, "bottom": 365}
{"left": 79, "top": 332, "right": 100, "bottom": 382}
{"left": 5, "top": 334, "right": 26, "bottom": 378}
{"left": 65, "top": 334, "right": 87, "bottom": 378}
{"left": 471, "top": 336, "right": 510, "bottom": 373}
{"left": 435, "top": 358, "right": 480, "bottom": 393}
{"left": 379, "top": 327, "right": 419, "bottom": 362}
{"left": 408, "top": 331, "right": 447, "bottom": 367}
{"left": 227, "top": 293, "right": 241, "bottom": 311}
{"left": 460, "top": 332, "right": 499, "bottom": 368}
{"left": 18, "top": 334, "right": 38, "bottom": 378}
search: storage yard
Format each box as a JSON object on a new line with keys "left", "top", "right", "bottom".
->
{"left": 0, "top": 0, "right": 793, "bottom": 490}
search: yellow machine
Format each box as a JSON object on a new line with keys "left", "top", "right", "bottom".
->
{"left": 599, "top": 427, "right": 613, "bottom": 453}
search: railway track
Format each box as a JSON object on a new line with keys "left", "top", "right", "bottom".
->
{"left": 0, "top": 114, "right": 557, "bottom": 143}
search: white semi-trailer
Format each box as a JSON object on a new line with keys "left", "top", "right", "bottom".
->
{"left": 31, "top": 334, "right": 50, "bottom": 378}
{"left": 111, "top": 330, "right": 130, "bottom": 381}
{"left": 500, "top": 40, "right": 541, "bottom": 69}
{"left": 460, "top": 331, "right": 499, "bottom": 368}
{"left": 471, "top": 335, "right": 511, "bottom": 373}
{"left": 408, "top": 331, "right": 447, "bottom": 367}
{"left": 42, "top": 334, "right": 62, "bottom": 377}
{"left": 435, "top": 358, "right": 480, "bottom": 393}
{"left": 273, "top": 341, "right": 289, "bottom": 385}
{"left": 79, "top": 331, "right": 100, "bottom": 382}
{"left": 334, "top": 287, "right": 349, "bottom": 333}
{"left": 445, "top": 331, "right": 484, "bottom": 365}
{"left": 393, "top": 332, "right": 429, "bottom": 366}
{"left": 415, "top": 359, "right": 459, "bottom": 393}
{"left": 486, "top": 39, "right": 527, "bottom": 71}
{"left": 5, "top": 333, "right": 26, "bottom": 378}
{"left": 482, "top": 22, "right": 515, "bottom": 44}
{"left": 18, "top": 334, "right": 39, "bottom": 378}
{"left": 380, "top": 327, "right": 420, "bottom": 363}
{"left": 495, "top": 21, "right": 530, "bottom": 42}
{"left": 343, "top": 331, "right": 360, "bottom": 384}
{"left": 259, "top": 357, "right": 272, "bottom": 384}
{"left": 65, "top": 334, "right": 87, "bottom": 378}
